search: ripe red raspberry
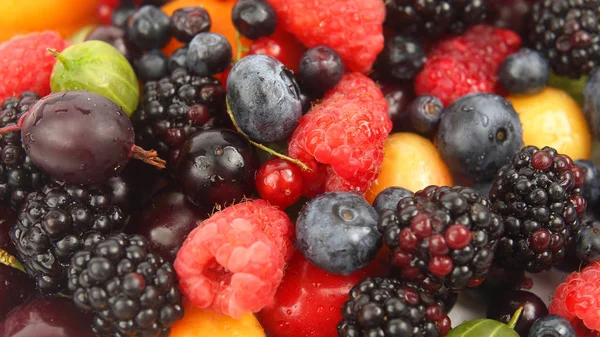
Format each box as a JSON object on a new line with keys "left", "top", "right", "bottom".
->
{"left": 266, "top": 0, "right": 385, "bottom": 73}
{"left": 288, "top": 73, "right": 391, "bottom": 196}
{"left": 174, "top": 200, "right": 294, "bottom": 317}
{"left": 549, "top": 262, "right": 600, "bottom": 337}
{"left": 0, "top": 31, "right": 70, "bottom": 103}
{"left": 415, "top": 25, "right": 521, "bottom": 105}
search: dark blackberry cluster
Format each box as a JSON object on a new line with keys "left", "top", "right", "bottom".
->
{"left": 68, "top": 232, "right": 183, "bottom": 337}
{"left": 10, "top": 181, "right": 127, "bottom": 294}
{"left": 529, "top": 0, "right": 600, "bottom": 78}
{"left": 131, "top": 68, "right": 227, "bottom": 165}
{"left": 378, "top": 186, "right": 504, "bottom": 293}
{"left": 0, "top": 92, "right": 48, "bottom": 210}
{"left": 490, "top": 145, "right": 586, "bottom": 273}
{"left": 385, "top": 0, "right": 490, "bottom": 38}
{"left": 337, "top": 277, "right": 452, "bottom": 337}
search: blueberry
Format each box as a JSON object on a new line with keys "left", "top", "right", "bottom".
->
{"left": 298, "top": 46, "right": 344, "bottom": 97}
{"left": 168, "top": 47, "right": 188, "bottom": 72}
{"left": 376, "top": 34, "right": 426, "bottom": 81}
{"left": 112, "top": 7, "right": 136, "bottom": 30}
{"left": 186, "top": 32, "right": 232, "bottom": 77}
{"left": 499, "top": 48, "right": 549, "bottom": 95}
{"left": 406, "top": 95, "right": 444, "bottom": 137}
{"left": 576, "top": 220, "right": 600, "bottom": 264}
{"left": 127, "top": 5, "right": 172, "bottom": 50}
{"left": 528, "top": 315, "right": 576, "bottom": 337}
{"left": 170, "top": 6, "right": 211, "bottom": 43}
{"left": 232, "top": 0, "right": 277, "bottom": 40}
{"left": 436, "top": 93, "right": 523, "bottom": 181}
{"left": 575, "top": 160, "right": 600, "bottom": 211}
{"left": 372, "top": 187, "right": 412, "bottom": 214}
{"left": 583, "top": 68, "right": 600, "bottom": 139}
{"left": 226, "top": 54, "right": 302, "bottom": 143}
{"left": 134, "top": 50, "right": 168, "bottom": 82}
{"left": 296, "top": 192, "right": 381, "bottom": 275}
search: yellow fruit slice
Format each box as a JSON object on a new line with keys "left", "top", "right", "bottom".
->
{"left": 508, "top": 87, "right": 592, "bottom": 160}
{"left": 170, "top": 302, "right": 266, "bottom": 337}
{"left": 366, "top": 132, "right": 453, "bottom": 204}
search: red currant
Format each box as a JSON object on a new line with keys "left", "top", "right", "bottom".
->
{"left": 256, "top": 158, "right": 303, "bottom": 209}
{"left": 249, "top": 38, "right": 286, "bottom": 65}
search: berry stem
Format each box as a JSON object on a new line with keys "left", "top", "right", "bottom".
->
{"left": 235, "top": 31, "right": 250, "bottom": 62}
{"left": 507, "top": 306, "right": 524, "bottom": 330}
{"left": 225, "top": 99, "right": 312, "bottom": 172}
{"left": 47, "top": 48, "right": 73, "bottom": 71}
{"left": 130, "top": 145, "right": 167, "bottom": 169}
{"left": 0, "top": 249, "right": 25, "bottom": 273}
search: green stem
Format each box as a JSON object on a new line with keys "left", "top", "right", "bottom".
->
{"left": 235, "top": 31, "right": 249, "bottom": 62}
{"left": 0, "top": 249, "right": 25, "bottom": 273}
{"left": 226, "top": 99, "right": 312, "bottom": 172}
{"left": 47, "top": 48, "right": 73, "bottom": 71}
{"left": 507, "top": 306, "right": 524, "bottom": 330}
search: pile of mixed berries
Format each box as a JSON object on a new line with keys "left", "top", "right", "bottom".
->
{"left": 3, "top": 0, "right": 600, "bottom": 336}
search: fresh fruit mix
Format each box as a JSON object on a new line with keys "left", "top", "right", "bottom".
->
{"left": 3, "top": 0, "right": 600, "bottom": 337}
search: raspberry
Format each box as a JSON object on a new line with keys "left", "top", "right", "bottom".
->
{"left": 288, "top": 73, "right": 392, "bottom": 196}
{"left": 0, "top": 31, "right": 70, "bottom": 103}
{"left": 174, "top": 199, "right": 294, "bottom": 317}
{"left": 415, "top": 25, "right": 521, "bottom": 105}
{"left": 266, "top": 0, "right": 385, "bottom": 73}
{"left": 549, "top": 262, "right": 600, "bottom": 337}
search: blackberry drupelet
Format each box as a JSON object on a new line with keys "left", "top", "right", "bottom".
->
{"left": 378, "top": 186, "right": 504, "bottom": 293}
{"left": 68, "top": 232, "right": 184, "bottom": 337}
{"left": 131, "top": 68, "right": 227, "bottom": 165}
{"left": 489, "top": 145, "right": 586, "bottom": 272}
{"left": 385, "top": 0, "right": 489, "bottom": 38}
{"left": 529, "top": 0, "right": 600, "bottom": 78}
{"left": 0, "top": 92, "right": 49, "bottom": 211}
{"left": 10, "top": 181, "right": 127, "bottom": 294}
{"left": 337, "top": 277, "right": 452, "bottom": 337}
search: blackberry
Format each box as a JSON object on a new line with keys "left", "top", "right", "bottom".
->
{"left": 68, "top": 232, "right": 183, "bottom": 337}
{"left": 131, "top": 68, "right": 227, "bottom": 165}
{"left": 489, "top": 145, "right": 586, "bottom": 272}
{"left": 10, "top": 181, "right": 127, "bottom": 294}
{"left": 529, "top": 0, "right": 600, "bottom": 78}
{"left": 385, "top": 0, "right": 490, "bottom": 38}
{"left": 378, "top": 186, "right": 504, "bottom": 293}
{"left": 0, "top": 92, "right": 49, "bottom": 210}
{"left": 337, "top": 277, "right": 452, "bottom": 337}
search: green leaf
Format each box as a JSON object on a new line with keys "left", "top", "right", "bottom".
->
{"left": 49, "top": 40, "right": 139, "bottom": 117}
{"left": 446, "top": 319, "right": 520, "bottom": 337}
{"left": 548, "top": 72, "right": 588, "bottom": 106}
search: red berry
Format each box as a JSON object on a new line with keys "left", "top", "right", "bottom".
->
{"left": 569, "top": 194, "right": 587, "bottom": 215}
{"left": 415, "top": 25, "right": 521, "bottom": 105}
{"left": 437, "top": 316, "right": 452, "bottom": 336}
{"left": 425, "top": 304, "right": 444, "bottom": 321}
{"left": 266, "top": 0, "right": 385, "bottom": 73}
{"left": 529, "top": 229, "right": 551, "bottom": 253}
{"left": 288, "top": 73, "right": 392, "bottom": 195}
{"left": 410, "top": 213, "right": 433, "bottom": 239}
{"left": 392, "top": 250, "right": 413, "bottom": 268}
{"left": 444, "top": 224, "right": 471, "bottom": 250}
{"left": 174, "top": 200, "right": 294, "bottom": 317}
{"left": 531, "top": 150, "right": 553, "bottom": 171}
{"left": 0, "top": 32, "right": 70, "bottom": 102}
{"left": 429, "top": 256, "right": 453, "bottom": 277}
{"left": 256, "top": 158, "right": 303, "bottom": 209}
{"left": 399, "top": 228, "right": 418, "bottom": 252}
{"left": 249, "top": 38, "right": 286, "bottom": 65}
{"left": 428, "top": 234, "right": 449, "bottom": 256}
{"left": 571, "top": 166, "right": 585, "bottom": 187}
{"left": 554, "top": 154, "right": 572, "bottom": 172}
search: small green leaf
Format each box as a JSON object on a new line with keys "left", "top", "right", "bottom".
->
{"left": 446, "top": 319, "right": 520, "bottom": 337}
{"left": 49, "top": 40, "right": 139, "bottom": 117}
{"left": 548, "top": 72, "right": 588, "bottom": 106}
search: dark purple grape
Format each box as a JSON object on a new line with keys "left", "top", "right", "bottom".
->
{"left": 378, "top": 81, "right": 415, "bottom": 132}
{"left": 0, "top": 264, "right": 35, "bottom": 318}
{"left": 0, "top": 296, "right": 94, "bottom": 337}
{"left": 464, "top": 265, "right": 525, "bottom": 304}
{"left": 16, "top": 91, "right": 164, "bottom": 185}
{"left": 175, "top": 129, "right": 259, "bottom": 209}
{"left": 130, "top": 187, "right": 206, "bottom": 262}
{"left": 114, "top": 160, "right": 169, "bottom": 212}
{"left": 0, "top": 205, "right": 17, "bottom": 255}
{"left": 85, "top": 25, "right": 140, "bottom": 61}
{"left": 486, "top": 290, "right": 549, "bottom": 337}
{"left": 170, "top": 6, "right": 212, "bottom": 43}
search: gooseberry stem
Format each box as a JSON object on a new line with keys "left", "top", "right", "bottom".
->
{"left": 235, "top": 31, "right": 249, "bottom": 62}
{"left": 0, "top": 249, "right": 25, "bottom": 273}
{"left": 507, "top": 306, "right": 524, "bottom": 330}
{"left": 131, "top": 145, "right": 167, "bottom": 169}
{"left": 47, "top": 48, "right": 74, "bottom": 71}
{"left": 225, "top": 99, "right": 312, "bottom": 172}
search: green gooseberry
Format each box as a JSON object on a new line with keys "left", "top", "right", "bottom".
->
{"left": 446, "top": 307, "right": 523, "bottom": 337}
